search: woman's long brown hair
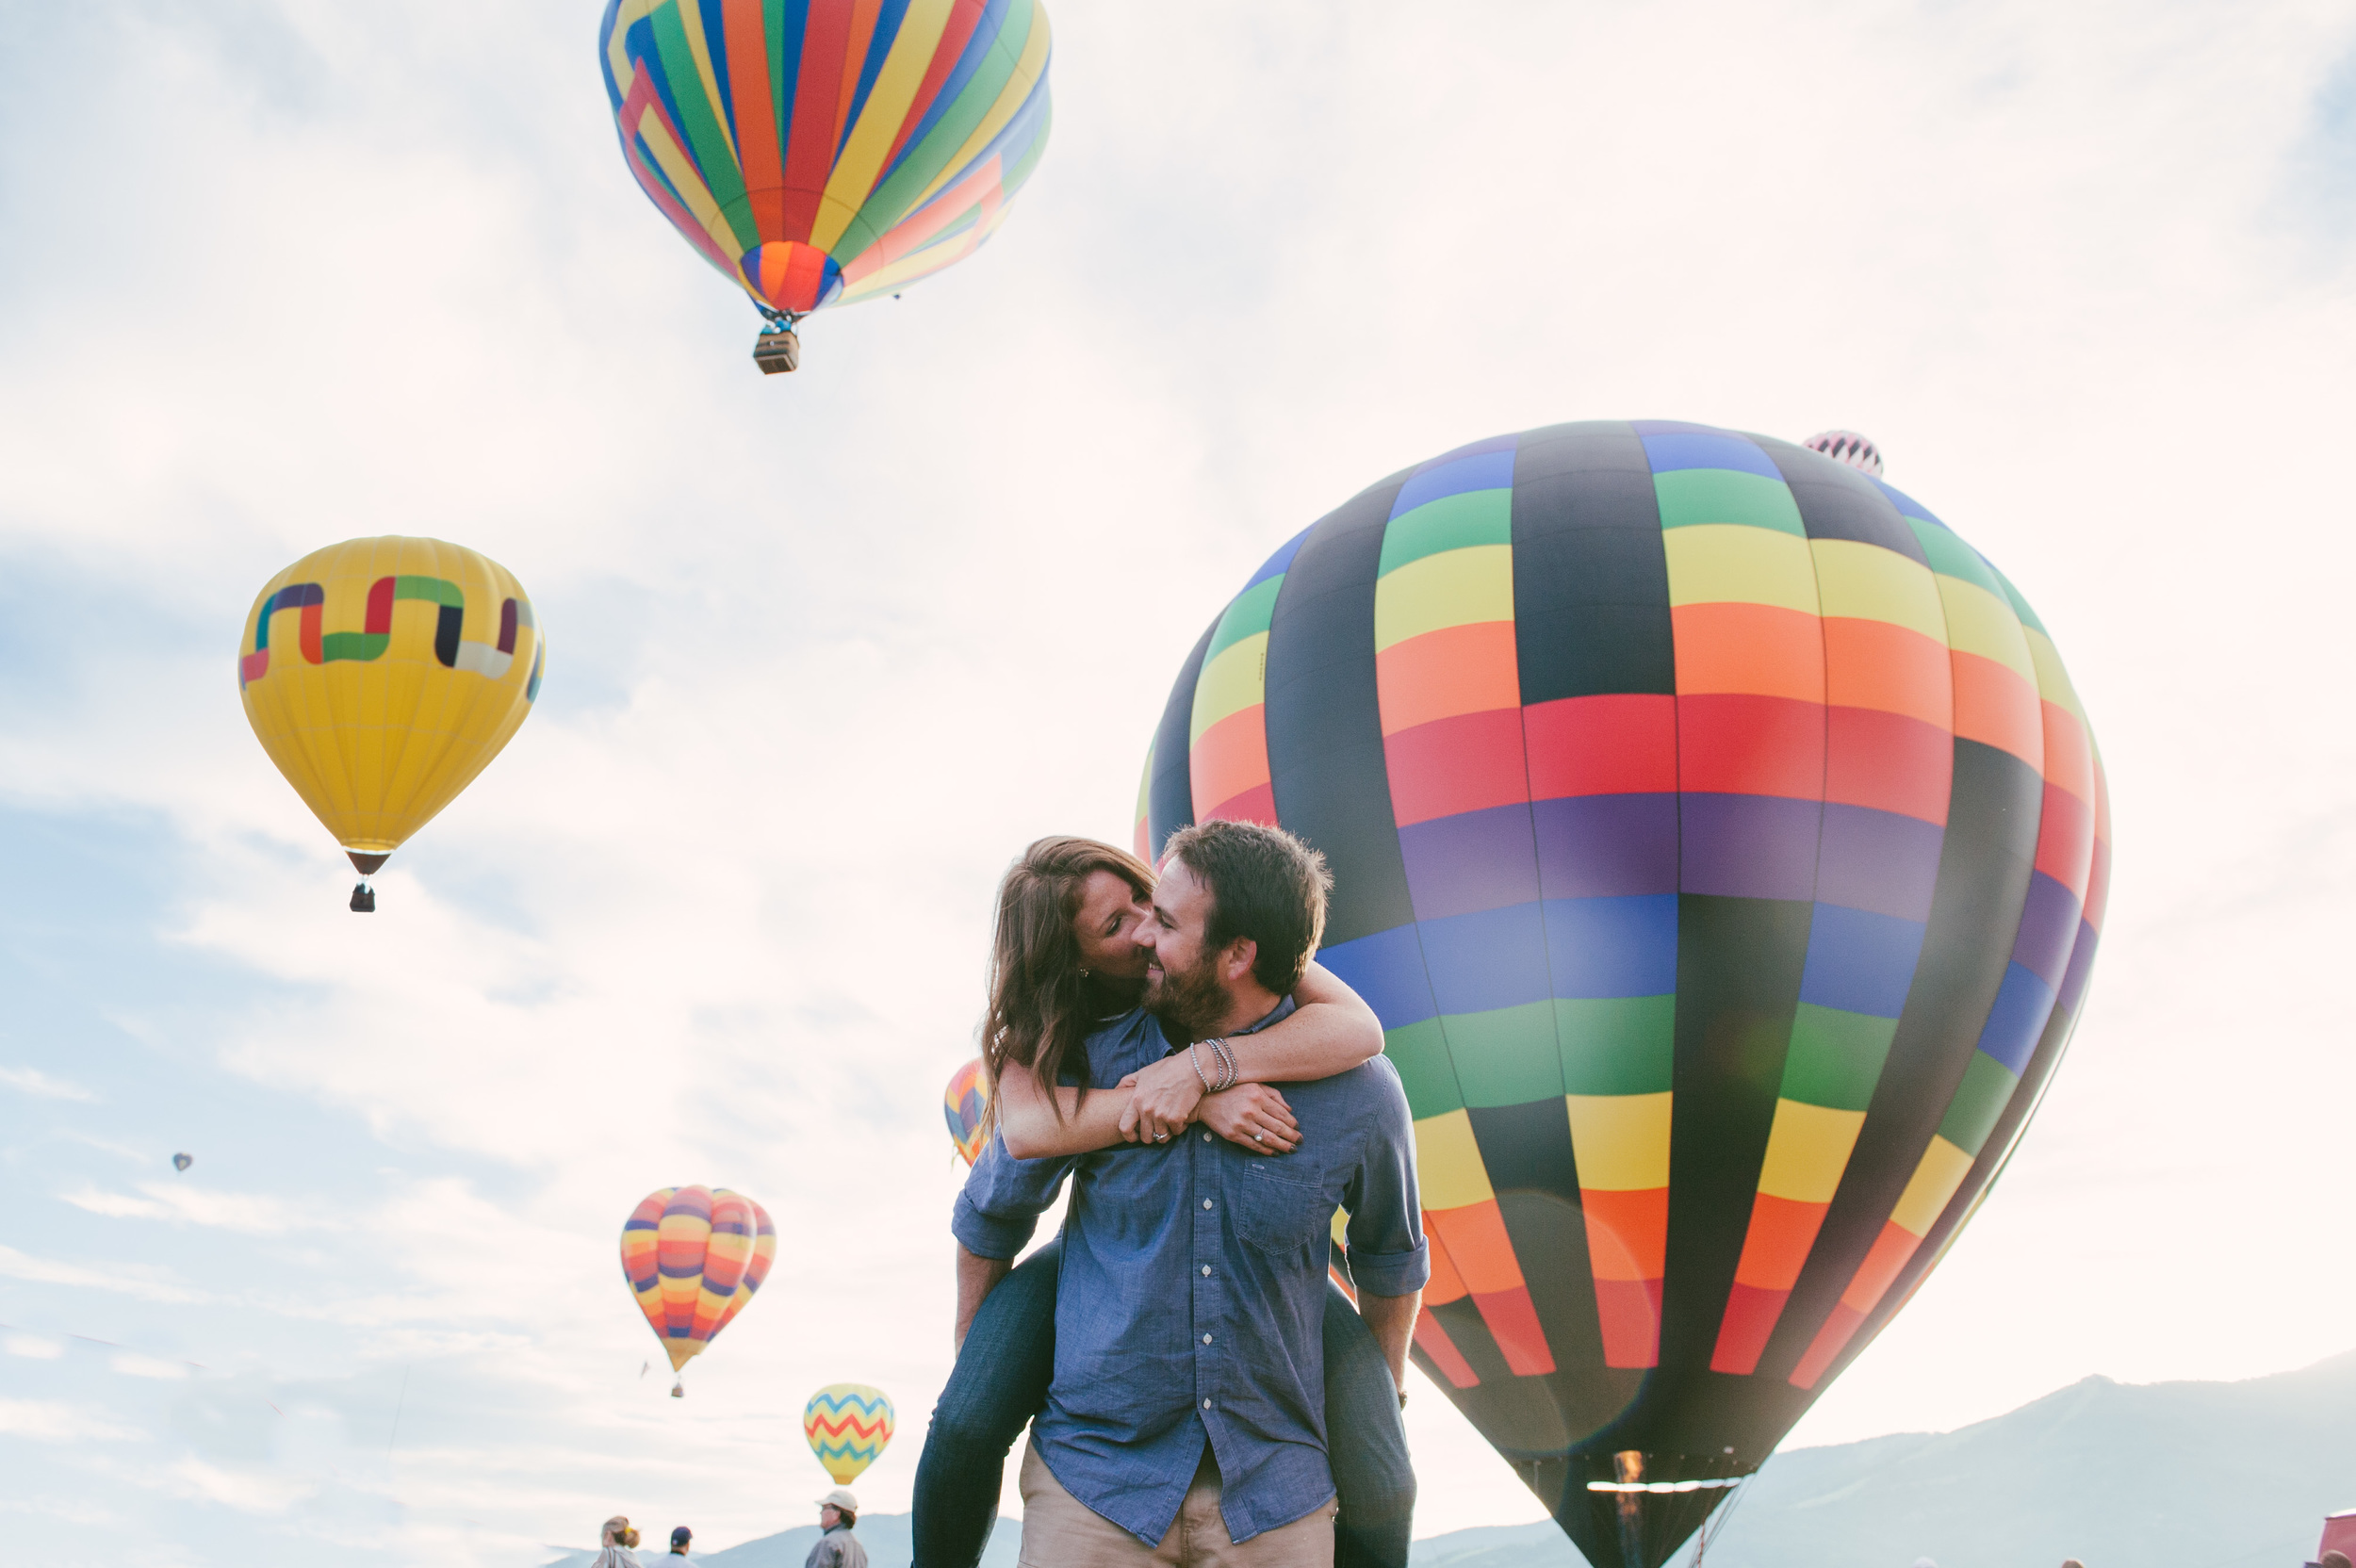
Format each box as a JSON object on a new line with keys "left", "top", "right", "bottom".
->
{"left": 980, "top": 836, "right": 1155, "bottom": 1126}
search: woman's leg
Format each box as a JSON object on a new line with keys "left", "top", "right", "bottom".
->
{"left": 1322, "top": 1280, "right": 1415, "bottom": 1568}
{"left": 911, "top": 1237, "right": 1062, "bottom": 1568}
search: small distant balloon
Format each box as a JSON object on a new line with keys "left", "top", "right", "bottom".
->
{"left": 943, "top": 1058, "right": 990, "bottom": 1167}
{"left": 172, "top": 1153, "right": 192, "bottom": 1172}
{"left": 1803, "top": 428, "right": 1885, "bottom": 476}
{"left": 804, "top": 1383, "right": 894, "bottom": 1484}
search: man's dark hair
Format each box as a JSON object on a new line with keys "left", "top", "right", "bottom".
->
{"left": 836, "top": 1508, "right": 857, "bottom": 1529}
{"left": 1162, "top": 820, "right": 1332, "bottom": 993}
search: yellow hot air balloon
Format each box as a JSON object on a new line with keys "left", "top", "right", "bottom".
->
{"left": 237, "top": 537, "right": 545, "bottom": 909}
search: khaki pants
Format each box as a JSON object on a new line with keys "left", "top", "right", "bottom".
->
{"left": 1017, "top": 1439, "right": 1335, "bottom": 1567}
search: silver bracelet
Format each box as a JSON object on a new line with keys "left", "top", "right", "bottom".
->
{"left": 1209, "top": 1037, "right": 1238, "bottom": 1092}
{"left": 1189, "top": 1042, "right": 1214, "bottom": 1094}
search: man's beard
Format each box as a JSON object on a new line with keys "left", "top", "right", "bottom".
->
{"left": 1146, "top": 952, "right": 1229, "bottom": 1042}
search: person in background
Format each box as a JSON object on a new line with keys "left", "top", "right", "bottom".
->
{"left": 591, "top": 1517, "right": 644, "bottom": 1568}
{"left": 806, "top": 1490, "right": 868, "bottom": 1568}
{"left": 2059, "top": 1560, "right": 2084, "bottom": 1567}
{"left": 665, "top": 1526, "right": 693, "bottom": 1557}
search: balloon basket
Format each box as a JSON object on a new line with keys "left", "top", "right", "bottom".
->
{"left": 753, "top": 327, "right": 800, "bottom": 374}
{"left": 671, "top": 1378, "right": 684, "bottom": 1398}
{"left": 346, "top": 851, "right": 386, "bottom": 912}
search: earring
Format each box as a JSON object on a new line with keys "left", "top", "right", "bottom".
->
{"left": 1079, "top": 968, "right": 1091, "bottom": 978}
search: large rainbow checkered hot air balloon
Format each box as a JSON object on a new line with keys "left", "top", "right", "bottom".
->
{"left": 804, "top": 1383, "right": 894, "bottom": 1484}
{"left": 597, "top": 0, "right": 1052, "bottom": 371}
{"left": 1137, "top": 420, "right": 2109, "bottom": 1568}
{"left": 620, "top": 1186, "right": 777, "bottom": 1395}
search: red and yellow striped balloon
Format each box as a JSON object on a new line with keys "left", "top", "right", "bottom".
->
{"left": 619, "top": 1185, "right": 777, "bottom": 1380}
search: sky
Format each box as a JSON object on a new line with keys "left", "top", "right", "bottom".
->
{"left": 3, "top": 0, "right": 2355, "bottom": 1563}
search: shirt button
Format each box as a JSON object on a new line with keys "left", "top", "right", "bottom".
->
{"left": 1203, "top": 1199, "right": 1214, "bottom": 1210}
{"left": 1202, "top": 1399, "right": 1211, "bottom": 1410}
{"left": 1202, "top": 1133, "right": 1212, "bottom": 1142}
{"left": 1203, "top": 1333, "right": 1213, "bottom": 1345}
{"left": 1201, "top": 1266, "right": 1212, "bottom": 1277}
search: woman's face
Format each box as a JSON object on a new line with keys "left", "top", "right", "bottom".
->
{"left": 1072, "top": 868, "right": 1153, "bottom": 980}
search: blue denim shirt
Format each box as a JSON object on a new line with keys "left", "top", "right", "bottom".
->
{"left": 953, "top": 1003, "right": 1428, "bottom": 1545}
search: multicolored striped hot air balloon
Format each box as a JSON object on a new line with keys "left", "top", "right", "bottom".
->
{"left": 597, "top": 0, "right": 1053, "bottom": 370}
{"left": 238, "top": 537, "right": 546, "bottom": 910}
{"left": 620, "top": 1185, "right": 777, "bottom": 1394}
{"left": 943, "top": 1057, "right": 990, "bottom": 1166}
{"left": 804, "top": 1383, "right": 894, "bottom": 1483}
{"left": 1137, "top": 420, "right": 2109, "bottom": 1568}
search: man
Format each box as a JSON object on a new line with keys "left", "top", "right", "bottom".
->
{"left": 805, "top": 1490, "right": 866, "bottom": 1568}
{"left": 956, "top": 820, "right": 1428, "bottom": 1566}
{"left": 664, "top": 1525, "right": 692, "bottom": 1556}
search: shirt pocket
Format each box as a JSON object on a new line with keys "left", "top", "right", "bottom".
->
{"left": 1236, "top": 1164, "right": 1333, "bottom": 1259}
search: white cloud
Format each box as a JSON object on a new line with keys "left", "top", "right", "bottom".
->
{"left": 0, "top": 1246, "right": 206, "bottom": 1306}
{"left": 165, "top": 1456, "right": 314, "bottom": 1515}
{"left": 0, "top": 1066, "right": 97, "bottom": 1102}
{"left": 61, "top": 1183, "right": 328, "bottom": 1237}
{"left": 0, "top": 1398, "right": 147, "bottom": 1443}
{"left": 110, "top": 1352, "right": 199, "bottom": 1381}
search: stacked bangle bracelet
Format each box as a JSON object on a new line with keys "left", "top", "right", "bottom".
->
{"left": 1190, "top": 1037, "right": 1238, "bottom": 1093}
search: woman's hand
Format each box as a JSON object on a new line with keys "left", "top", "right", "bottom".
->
{"left": 1198, "top": 1084, "right": 1301, "bottom": 1154}
{"left": 1117, "top": 1053, "right": 1208, "bottom": 1144}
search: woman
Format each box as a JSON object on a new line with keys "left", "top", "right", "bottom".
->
{"left": 591, "top": 1517, "right": 644, "bottom": 1568}
{"left": 912, "top": 836, "right": 1415, "bottom": 1568}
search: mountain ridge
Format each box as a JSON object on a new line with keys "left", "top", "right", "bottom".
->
{"left": 543, "top": 1350, "right": 2356, "bottom": 1568}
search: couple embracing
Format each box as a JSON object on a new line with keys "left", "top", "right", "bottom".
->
{"left": 911, "top": 821, "right": 1430, "bottom": 1568}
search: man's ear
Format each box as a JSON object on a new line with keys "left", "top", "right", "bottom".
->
{"left": 1222, "top": 937, "right": 1258, "bottom": 985}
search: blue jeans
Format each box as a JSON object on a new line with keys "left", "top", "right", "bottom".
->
{"left": 912, "top": 1238, "right": 1414, "bottom": 1568}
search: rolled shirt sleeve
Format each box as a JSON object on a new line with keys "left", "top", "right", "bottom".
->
{"left": 951, "top": 1131, "right": 1074, "bottom": 1261}
{"left": 1342, "top": 1060, "right": 1431, "bottom": 1298}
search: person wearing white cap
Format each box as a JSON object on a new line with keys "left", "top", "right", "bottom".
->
{"left": 805, "top": 1490, "right": 867, "bottom": 1568}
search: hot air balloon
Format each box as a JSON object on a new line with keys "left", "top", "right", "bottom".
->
{"left": 620, "top": 1185, "right": 777, "bottom": 1395}
{"left": 943, "top": 1057, "right": 990, "bottom": 1166}
{"left": 238, "top": 537, "right": 545, "bottom": 911}
{"left": 597, "top": 0, "right": 1054, "bottom": 373}
{"left": 1137, "top": 420, "right": 2109, "bottom": 1568}
{"left": 172, "top": 1153, "right": 192, "bottom": 1173}
{"left": 1803, "top": 430, "right": 1885, "bottom": 478}
{"left": 804, "top": 1383, "right": 893, "bottom": 1483}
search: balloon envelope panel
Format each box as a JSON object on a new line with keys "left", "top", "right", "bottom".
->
{"left": 804, "top": 1382, "right": 895, "bottom": 1483}
{"left": 1138, "top": 421, "right": 2110, "bottom": 1568}
{"left": 598, "top": 0, "right": 1054, "bottom": 318}
{"left": 238, "top": 536, "right": 543, "bottom": 858}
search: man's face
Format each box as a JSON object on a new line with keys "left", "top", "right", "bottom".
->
{"left": 819, "top": 1505, "right": 841, "bottom": 1529}
{"left": 1140, "top": 858, "right": 1234, "bottom": 1039}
